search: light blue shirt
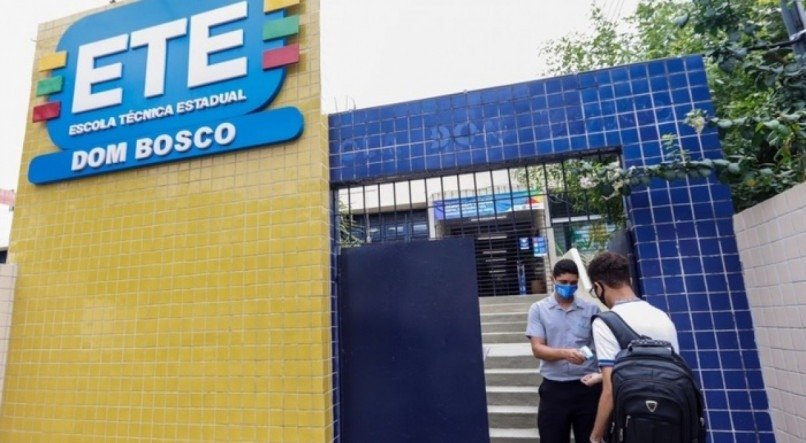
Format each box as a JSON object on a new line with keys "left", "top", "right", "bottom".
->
{"left": 525, "top": 295, "right": 600, "bottom": 381}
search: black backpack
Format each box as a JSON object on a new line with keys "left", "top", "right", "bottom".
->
{"left": 594, "top": 311, "right": 707, "bottom": 443}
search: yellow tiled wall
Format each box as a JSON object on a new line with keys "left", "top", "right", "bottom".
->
{"left": 0, "top": 264, "right": 16, "bottom": 408}
{"left": 2, "top": 1, "right": 332, "bottom": 441}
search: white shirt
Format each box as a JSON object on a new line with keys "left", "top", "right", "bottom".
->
{"left": 592, "top": 299, "right": 679, "bottom": 367}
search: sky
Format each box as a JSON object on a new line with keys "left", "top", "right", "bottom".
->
{"left": 0, "top": 0, "right": 640, "bottom": 247}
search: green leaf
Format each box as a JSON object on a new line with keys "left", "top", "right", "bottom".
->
{"left": 763, "top": 120, "right": 781, "bottom": 130}
{"left": 673, "top": 14, "right": 689, "bottom": 27}
{"left": 718, "top": 58, "right": 738, "bottom": 73}
{"left": 538, "top": 0, "right": 804, "bottom": 209}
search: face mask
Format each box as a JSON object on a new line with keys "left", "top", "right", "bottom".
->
{"left": 593, "top": 282, "right": 607, "bottom": 306}
{"left": 555, "top": 283, "right": 578, "bottom": 300}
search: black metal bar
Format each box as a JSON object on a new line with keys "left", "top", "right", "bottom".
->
{"left": 540, "top": 162, "right": 556, "bottom": 255}
{"left": 346, "top": 188, "right": 354, "bottom": 245}
{"left": 452, "top": 175, "right": 465, "bottom": 228}
{"left": 423, "top": 177, "right": 431, "bottom": 239}
{"left": 471, "top": 172, "right": 482, "bottom": 236}
{"left": 361, "top": 185, "right": 368, "bottom": 243}
{"left": 489, "top": 169, "right": 501, "bottom": 232}
{"left": 579, "top": 160, "right": 593, "bottom": 222}
{"left": 489, "top": 169, "right": 502, "bottom": 297}
{"left": 407, "top": 180, "right": 415, "bottom": 241}
{"left": 392, "top": 181, "right": 399, "bottom": 241}
{"left": 376, "top": 183, "right": 382, "bottom": 242}
{"left": 506, "top": 167, "right": 522, "bottom": 296}
{"left": 559, "top": 159, "right": 573, "bottom": 224}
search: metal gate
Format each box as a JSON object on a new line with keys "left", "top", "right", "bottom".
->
{"left": 335, "top": 150, "right": 628, "bottom": 298}
{"left": 338, "top": 238, "right": 489, "bottom": 443}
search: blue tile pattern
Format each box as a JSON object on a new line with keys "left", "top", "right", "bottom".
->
{"left": 329, "top": 56, "right": 773, "bottom": 442}
{"left": 330, "top": 200, "right": 341, "bottom": 443}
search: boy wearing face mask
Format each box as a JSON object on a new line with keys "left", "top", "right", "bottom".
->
{"left": 587, "top": 252, "right": 679, "bottom": 443}
{"left": 525, "top": 259, "right": 602, "bottom": 443}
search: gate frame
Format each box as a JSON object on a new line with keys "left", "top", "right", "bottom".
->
{"left": 328, "top": 56, "right": 774, "bottom": 442}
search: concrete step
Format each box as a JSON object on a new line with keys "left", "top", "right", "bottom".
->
{"left": 486, "top": 386, "right": 539, "bottom": 406}
{"left": 479, "top": 295, "right": 545, "bottom": 305}
{"left": 483, "top": 331, "right": 527, "bottom": 344}
{"left": 480, "top": 296, "right": 545, "bottom": 443}
{"left": 485, "top": 355, "right": 536, "bottom": 370}
{"left": 488, "top": 405, "right": 537, "bottom": 429}
{"left": 489, "top": 427, "right": 540, "bottom": 443}
{"left": 490, "top": 428, "right": 577, "bottom": 443}
{"left": 480, "top": 312, "right": 527, "bottom": 324}
{"left": 480, "top": 300, "right": 540, "bottom": 314}
{"left": 484, "top": 342, "right": 532, "bottom": 359}
{"left": 485, "top": 368, "right": 541, "bottom": 387}
{"left": 482, "top": 321, "right": 526, "bottom": 334}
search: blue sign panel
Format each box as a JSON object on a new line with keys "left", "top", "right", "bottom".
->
{"left": 29, "top": 0, "right": 304, "bottom": 184}
{"left": 434, "top": 190, "right": 542, "bottom": 220}
{"left": 533, "top": 236, "right": 547, "bottom": 257}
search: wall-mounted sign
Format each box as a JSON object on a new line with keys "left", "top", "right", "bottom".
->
{"left": 28, "top": 0, "right": 304, "bottom": 185}
{"left": 532, "top": 236, "right": 547, "bottom": 257}
{"left": 434, "top": 190, "right": 543, "bottom": 220}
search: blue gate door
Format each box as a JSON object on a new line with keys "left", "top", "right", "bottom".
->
{"left": 339, "top": 237, "right": 490, "bottom": 443}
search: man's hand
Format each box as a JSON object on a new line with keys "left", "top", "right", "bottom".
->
{"left": 591, "top": 367, "right": 614, "bottom": 443}
{"left": 581, "top": 372, "right": 603, "bottom": 386}
{"left": 563, "top": 348, "right": 586, "bottom": 365}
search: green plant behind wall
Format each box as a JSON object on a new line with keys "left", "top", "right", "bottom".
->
{"left": 541, "top": 0, "right": 805, "bottom": 211}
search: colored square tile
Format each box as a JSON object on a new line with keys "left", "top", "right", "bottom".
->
{"left": 263, "top": 15, "right": 300, "bottom": 41}
{"left": 264, "top": 0, "right": 299, "bottom": 13}
{"left": 37, "top": 52, "right": 67, "bottom": 71}
{"left": 32, "top": 101, "right": 61, "bottom": 122}
{"left": 35, "top": 76, "right": 64, "bottom": 96}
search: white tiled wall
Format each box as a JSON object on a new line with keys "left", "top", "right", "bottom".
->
{"left": 0, "top": 264, "right": 16, "bottom": 406}
{"left": 734, "top": 182, "right": 806, "bottom": 443}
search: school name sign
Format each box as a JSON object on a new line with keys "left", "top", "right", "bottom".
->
{"left": 28, "top": 0, "right": 304, "bottom": 185}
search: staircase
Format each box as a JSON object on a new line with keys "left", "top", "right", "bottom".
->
{"left": 480, "top": 294, "right": 544, "bottom": 443}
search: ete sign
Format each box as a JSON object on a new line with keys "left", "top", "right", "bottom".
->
{"left": 28, "top": 0, "right": 304, "bottom": 185}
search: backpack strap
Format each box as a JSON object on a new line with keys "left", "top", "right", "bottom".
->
{"left": 592, "top": 311, "right": 645, "bottom": 349}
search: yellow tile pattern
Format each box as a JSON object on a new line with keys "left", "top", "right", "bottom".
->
{"left": 37, "top": 52, "right": 67, "bottom": 72}
{"left": 2, "top": 0, "right": 332, "bottom": 442}
{"left": 264, "top": 0, "right": 301, "bottom": 13}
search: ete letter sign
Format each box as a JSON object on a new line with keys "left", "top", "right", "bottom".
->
{"left": 28, "top": 0, "right": 304, "bottom": 185}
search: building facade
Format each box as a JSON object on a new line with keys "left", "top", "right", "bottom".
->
{"left": 5, "top": 0, "right": 333, "bottom": 441}
{"left": 329, "top": 57, "right": 774, "bottom": 442}
{"left": 2, "top": 0, "right": 777, "bottom": 442}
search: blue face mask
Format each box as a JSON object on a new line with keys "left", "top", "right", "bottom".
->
{"left": 555, "top": 283, "right": 578, "bottom": 300}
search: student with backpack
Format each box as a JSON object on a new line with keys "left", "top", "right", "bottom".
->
{"left": 587, "top": 252, "right": 706, "bottom": 443}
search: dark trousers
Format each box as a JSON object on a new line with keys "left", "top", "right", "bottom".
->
{"left": 537, "top": 378, "right": 602, "bottom": 443}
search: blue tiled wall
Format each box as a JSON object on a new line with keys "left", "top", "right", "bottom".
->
{"left": 329, "top": 55, "right": 773, "bottom": 442}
